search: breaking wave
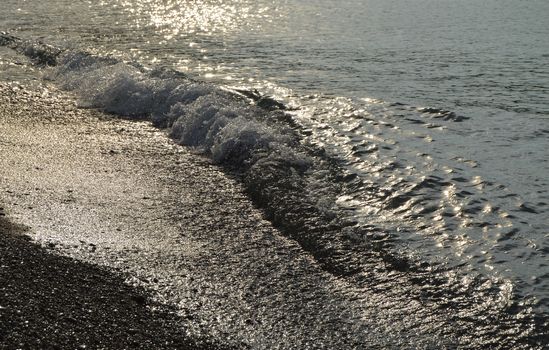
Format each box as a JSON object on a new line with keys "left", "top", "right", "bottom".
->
{"left": 47, "top": 49, "right": 370, "bottom": 276}
{"left": 1, "top": 32, "right": 443, "bottom": 276}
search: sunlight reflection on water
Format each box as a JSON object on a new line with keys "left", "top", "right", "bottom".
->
{"left": 1, "top": 0, "right": 548, "bottom": 334}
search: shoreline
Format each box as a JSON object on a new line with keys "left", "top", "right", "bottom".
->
{"left": 0, "top": 82, "right": 366, "bottom": 348}
{"left": 1, "top": 81, "right": 546, "bottom": 349}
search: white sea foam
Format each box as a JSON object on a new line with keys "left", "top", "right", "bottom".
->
{"left": 49, "top": 50, "right": 311, "bottom": 179}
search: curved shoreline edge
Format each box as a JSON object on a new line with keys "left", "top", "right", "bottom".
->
{"left": 0, "top": 82, "right": 376, "bottom": 349}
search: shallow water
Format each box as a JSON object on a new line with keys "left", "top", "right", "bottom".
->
{"left": 1, "top": 0, "right": 548, "bottom": 347}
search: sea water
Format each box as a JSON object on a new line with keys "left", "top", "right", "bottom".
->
{"left": 1, "top": 0, "right": 548, "bottom": 346}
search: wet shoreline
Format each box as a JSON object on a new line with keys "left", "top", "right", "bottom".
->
{"left": 1, "top": 82, "right": 546, "bottom": 349}
{"left": 0, "top": 82, "right": 365, "bottom": 349}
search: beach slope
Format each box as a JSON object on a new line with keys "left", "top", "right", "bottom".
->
{"left": 0, "top": 214, "right": 217, "bottom": 349}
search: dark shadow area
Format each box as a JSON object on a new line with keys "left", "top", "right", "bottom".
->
{"left": 0, "top": 214, "right": 222, "bottom": 350}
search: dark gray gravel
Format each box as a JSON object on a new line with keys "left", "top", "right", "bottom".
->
{"left": 0, "top": 216, "right": 221, "bottom": 350}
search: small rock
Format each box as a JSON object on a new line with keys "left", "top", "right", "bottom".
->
{"left": 131, "top": 295, "right": 146, "bottom": 305}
